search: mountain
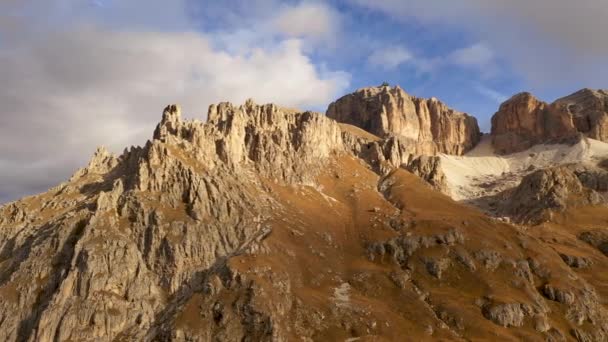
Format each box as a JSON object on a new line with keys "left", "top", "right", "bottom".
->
{"left": 327, "top": 85, "right": 481, "bottom": 156}
{"left": 491, "top": 89, "right": 608, "bottom": 155}
{"left": 1, "top": 87, "right": 608, "bottom": 341}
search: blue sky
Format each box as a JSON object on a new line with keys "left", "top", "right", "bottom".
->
{"left": 1, "top": 0, "right": 607, "bottom": 202}
{"left": 188, "top": 0, "right": 523, "bottom": 128}
{"left": 174, "top": 0, "right": 608, "bottom": 129}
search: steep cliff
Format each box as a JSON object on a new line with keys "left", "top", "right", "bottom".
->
{"left": 339, "top": 123, "right": 450, "bottom": 194}
{"left": 491, "top": 93, "right": 578, "bottom": 154}
{"left": 554, "top": 88, "right": 608, "bottom": 141}
{"left": 491, "top": 89, "right": 608, "bottom": 154}
{"left": 327, "top": 86, "right": 481, "bottom": 155}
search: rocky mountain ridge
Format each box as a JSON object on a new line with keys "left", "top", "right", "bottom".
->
{"left": 326, "top": 85, "right": 608, "bottom": 158}
{"left": 491, "top": 88, "right": 608, "bottom": 154}
{"left": 327, "top": 85, "right": 481, "bottom": 156}
{"left": 1, "top": 86, "right": 608, "bottom": 341}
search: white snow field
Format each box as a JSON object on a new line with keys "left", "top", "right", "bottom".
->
{"left": 439, "top": 135, "right": 608, "bottom": 201}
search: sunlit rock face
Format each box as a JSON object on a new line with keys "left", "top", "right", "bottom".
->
{"left": 491, "top": 89, "right": 608, "bottom": 154}
{"left": 327, "top": 85, "right": 481, "bottom": 156}
{"left": 554, "top": 88, "right": 608, "bottom": 142}
{"left": 0, "top": 101, "right": 346, "bottom": 342}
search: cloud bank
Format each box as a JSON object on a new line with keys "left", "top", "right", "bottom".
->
{"left": 351, "top": 0, "right": 608, "bottom": 87}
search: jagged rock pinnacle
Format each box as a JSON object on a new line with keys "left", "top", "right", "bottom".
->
{"left": 153, "top": 104, "right": 182, "bottom": 141}
{"left": 69, "top": 145, "right": 118, "bottom": 181}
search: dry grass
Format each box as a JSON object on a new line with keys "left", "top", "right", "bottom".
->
{"left": 210, "top": 155, "right": 608, "bottom": 340}
{"left": 339, "top": 123, "right": 382, "bottom": 142}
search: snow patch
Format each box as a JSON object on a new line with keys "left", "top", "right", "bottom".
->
{"left": 439, "top": 135, "right": 608, "bottom": 201}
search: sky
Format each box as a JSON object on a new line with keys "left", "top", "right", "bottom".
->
{"left": 1, "top": 0, "right": 607, "bottom": 203}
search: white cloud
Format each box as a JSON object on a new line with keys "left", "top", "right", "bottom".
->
{"left": 449, "top": 43, "right": 494, "bottom": 68}
{"left": 0, "top": 2, "right": 350, "bottom": 203}
{"left": 273, "top": 2, "right": 339, "bottom": 40}
{"left": 474, "top": 84, "right": 508, "bottom": 104}
{"left": 192, "top": 1, "right": 342, "bottom": 54}
{"left": 368, "top": 46, "right": 413, "bottom": 69}
{"left": 349, "top": 0, "right": 608, "bottom": 86}
{"left": 367, "top": 43, "right": 494, "bottom": 75}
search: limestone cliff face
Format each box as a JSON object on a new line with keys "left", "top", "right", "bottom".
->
{"left": 327, "top": 86, "right": 481, "bottom": 155}
{"left": 0, "top": 101, "right": 345, "bottom": 342}
{"left": 491, "top": 89, "right": 608, "bottom": 154}
{"left": 554, "top": 88, "right": 608, "bottom": 141}
{"left": 491, "top": 93, "right": 577, "bottom": 154}
{"left": 153, "top": 101, "right": 344, "bottom": 184}
{"left": 339, "top": 124, "right": 449, "bottom": 194}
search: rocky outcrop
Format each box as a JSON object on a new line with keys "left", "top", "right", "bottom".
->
{"left": 491, "top": 89, "right": 608, "bottom": 154}
{"left": 402, "top": 156, "right": 448, "bottom": 194}
{"left": 579, "top": 229, "right": 608, "bottom": 256}
{"left": 327, "top": 86, "right": 481, "bottom": 155}
{"left": 480, "top": 302, "right": 528, "bottom": 327}
{"left": 554, "top": 89, "right": 608, "bottom": 141}
{"left": 152, "top": 101, "right": 344, "bottom": 185}
{"left": 568, "top": 163, "right": 608, "bottom": 191}
{"left": 491, "top": 92, "right": 578, "bottom": 154}
{"left": 500, "top": 166, "right": 605, "bottom": 223}
{"left": 339, "top": 124, "right": 449, "bottom": 193}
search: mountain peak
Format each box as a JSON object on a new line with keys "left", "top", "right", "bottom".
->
{"left": 505, "top": 91, "right": 537, "bottom": 102}
{"left": 153, "top": 104, "right": 182, "bottom": 141}
{"left": 327, "top": 85, "right": 480, "bottom": 155}
{"left": 492, "top": 88, "right": 608, "bottom": 154}
{"left": 355, "top": 84, "right": 408, "bottom": 97}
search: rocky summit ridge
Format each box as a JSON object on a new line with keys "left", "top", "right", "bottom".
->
{"left": 327, "top": 85, "right": 482, "bottom": 156}
{"left": 491, "top": 88, "right": 608, "bottom": 154}
{"left": 1, "top": 86, "right": 608, "bottom": 341}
